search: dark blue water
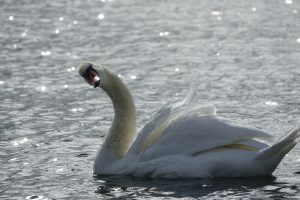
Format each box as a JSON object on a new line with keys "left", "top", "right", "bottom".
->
{"left": 1, "top": 0, "right": 300, "bottom": 199}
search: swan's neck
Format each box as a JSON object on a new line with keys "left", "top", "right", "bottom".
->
{"left": 97, "top": 69, "right": 136, "bottom": 164}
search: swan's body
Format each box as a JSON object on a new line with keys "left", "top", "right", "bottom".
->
{"left": 79, "top": 61, "right": 300, "bottom": 178}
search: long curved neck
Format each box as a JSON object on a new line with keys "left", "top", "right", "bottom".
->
{"left": 100, "top": 68, "right": 136, "bottom": 159}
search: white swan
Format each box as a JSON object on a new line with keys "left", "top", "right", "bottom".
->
{"left": 79, "top": 61, "right": 300, "bottom": 178}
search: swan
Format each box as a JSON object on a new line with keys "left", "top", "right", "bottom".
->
{"left": 78, "top": 61, "right": 300, "bottom": 178}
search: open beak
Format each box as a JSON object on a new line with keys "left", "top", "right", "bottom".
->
{"left": 81, "top": 65, "right": 101, "bottom": 88}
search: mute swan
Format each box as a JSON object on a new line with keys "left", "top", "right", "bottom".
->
{"left": 79, "top": 61, "right": 300, "bottom": 178}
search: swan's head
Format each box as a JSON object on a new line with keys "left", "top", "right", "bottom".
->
{"left": 78, "top": 61, "right": 107, "bottom": 88}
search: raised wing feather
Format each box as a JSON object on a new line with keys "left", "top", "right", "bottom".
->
{"left": 128, "top": 91, "right": 271, "bottom": 160}
{"left": 128, "top": 91, "right": 216, "bottom": 153}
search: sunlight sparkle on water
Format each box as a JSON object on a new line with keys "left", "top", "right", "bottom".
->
{"left": 9, "top": 158, "right": 17, "bottom": 161}
{"left": 67, "top": 67, "right": 76, "bottom": 72}
{"left": 265, "top": 101, "right": 278, "bottom": 106}
{"left": 34, "top": 143, "right": 42, "bottom": 147}
{"left": 12, "top": 137, "right": 29, "bottom": 146}
{"left": 211, "top": 11, "right": 222, "bottom": 16}
{"left": 297, "top": 38, "right": 300, "bottom": 43}
{"left": 56, "top": 168, "right": 65, "bottom": 174}
{"left": 41, "top": 51, "right": 51, "bottom": 56}
{"left": 130, "top": 75, "right": 137, "bottom": 79}
{"left": 252, "top": 7, "right": 257, "bottom": 12}
{"left": 159, "top": 32, "right": 169, "bottom": 37}
{"left": 285, "top": 0, "right": 293, "bottom": 4}
{"left": 71, "top": 107, "right": 82, "bottom": 112}
{"left": 9, "top": 16, "right": 14, "bottom": 21}
{"left": 55, "top": 29, "right": 60, "bottom": 34}
{"left": 36, "top": 86, "right": 47, "bottom": 92}
{"left": 202, "top": 184, "right": 212, "bottom": 188}
{"left": 97, "top": 13, "right": 105, "bottom": 20}
{"left": 59, "top": 16, "right": 64, "bottom": 21}
{"left": 21, "top": 29, "right": 28, "bottom": 37}
{"left": 0, "top": 80, "right": 4, "bottom": 85}
{"left": 73, "top": 20, "right": 78, "bottom": 25}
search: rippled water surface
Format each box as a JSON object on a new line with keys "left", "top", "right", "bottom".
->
{"left": 1, "top": 0, "right": 300, "bottom": 199}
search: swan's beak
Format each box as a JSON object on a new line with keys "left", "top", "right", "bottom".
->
{"left": 90, "top": 72, "right": 101, "bottom": 88}
{"left": 94, "top": 77, "right": 101, "bottom": 88}
{"left": 79, "top": 63, "right": 101, "bottom": 88}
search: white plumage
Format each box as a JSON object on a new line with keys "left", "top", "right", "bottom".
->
{"left": 79, "top": 61, "right": 300, "bottom": 178}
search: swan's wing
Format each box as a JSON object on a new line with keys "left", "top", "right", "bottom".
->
{"left": 128, "top": 91, "right": 216, "bottom": 153}
{"left": 138, "top": 115, "right": 272, "bottom": 161}
{"left": 128, "top": 92, "right": 272, "bottom": 160}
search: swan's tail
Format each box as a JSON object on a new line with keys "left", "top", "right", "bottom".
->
{"left": 257, "top": 126, "right": 300, "bottom": 162}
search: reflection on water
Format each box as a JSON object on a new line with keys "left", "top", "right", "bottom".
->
{"left": 1, "top": 0, "right": 300, "bottom": 199}
{"left": 94, "top": 175, "right": 300, "bottom": 199}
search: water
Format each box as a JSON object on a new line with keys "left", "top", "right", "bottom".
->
{"left": 1, "top": 0, "right": 300, "bottom": 199}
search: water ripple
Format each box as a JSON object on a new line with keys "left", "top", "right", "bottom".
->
{"left": 1, "top": 0, "right": 300, "bottom": 199}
